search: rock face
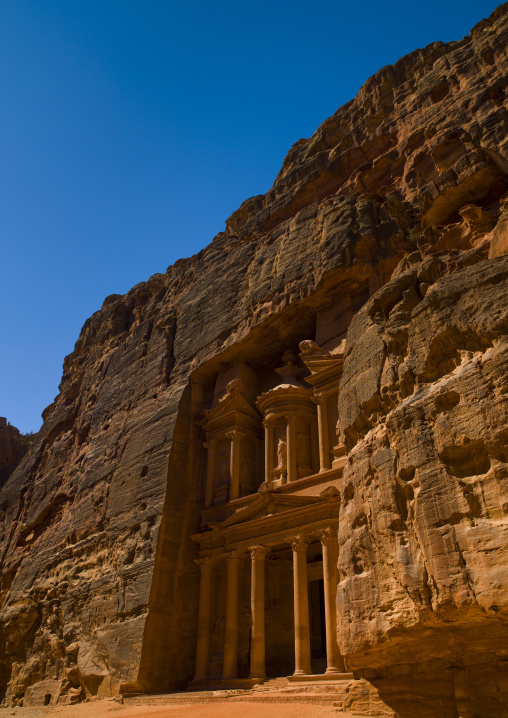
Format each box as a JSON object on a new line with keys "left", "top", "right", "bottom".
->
{"left": 1, "top": 4, "right": 508, "bottom": 717}
{"left": 0, "top": 418, "right": 30, "bottom": 489}
{"left": 338, "top": 253, "right": 508, "bottom": 716}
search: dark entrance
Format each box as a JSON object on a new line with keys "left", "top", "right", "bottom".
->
{"left": 309, "top": 578, "right": 326, "bottom": 673}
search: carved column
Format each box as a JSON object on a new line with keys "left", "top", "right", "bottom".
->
{"left": 263, "top": 421, "right": 274, "bottom": 485}
{"left": 310, "top": 419, "right": 320, "bottom": 474}
{"left": 254, "top": 437, "right": 263, "bottom": 489}
{"left": 290, "top": 536, "right": 312, "bottom": 675}
{"left": 223, "top": 551, "right": 244, "bottom": 679}
{"left": 249, "top": 545, "right": 270, "bottom": 680}
{"left": 227, "top": 430, "right": 244, "bottom": 501}
{"left": 203, "top": 438, "right": 218, "bottom": 507}
{"left": 316, "top": 394, "right": 331, "bottom": 472}
{"left": 194, "top": 557, "right": 215, "bottom": 681}
{"left": 319, "top": 528, "right": 345, "bottom": 673}
{"left": 286, "top": 413, "right": 297, "bottom": 482}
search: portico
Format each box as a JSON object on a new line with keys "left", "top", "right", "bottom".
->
{"left": 190, "top": 484, "right": 348, "bottom": 687}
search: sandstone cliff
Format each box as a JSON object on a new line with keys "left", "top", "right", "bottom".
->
{"left": 1, "top": 4, "right": 508, "bottom": 717}
{"left": 0, "top": 419, "right": 30, "bottom": 490}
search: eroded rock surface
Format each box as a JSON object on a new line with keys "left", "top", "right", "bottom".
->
{"left": 0, "top": 419, "right": 31, "bottom": 490}
{"left": 1, "top": 4, "right": 508, "bottom": 717}
{"left": 338, "top": 253, "right": 508, "bottom": 716}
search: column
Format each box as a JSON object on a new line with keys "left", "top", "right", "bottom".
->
{"left": 286, "top": 413, "right": 297, "bottom": 482}
{"left": 194, "top": 557, "right": 215, "bottom": 682}
{"left": 223, "top": 551, "right": 244, "bottom": 679}
{"left": 316, "top": 394, "right": 331, "bottom": 472}
{"left": 254, "top": 437, "right": 263, "bottom": 489}
{"left": 319, "top": 528, "right": 345, "bottom": 673}
{"left": 203, "top": 438, "right": 217, "bottom": 507}
{"left": 227, "top": 430, "right": 244, "bottom": 500}
{"left": 263, "top": 421, "right": 274, "bottom": 485}
{"left": 248, "top": 545, "right": 270, "bottom": 680}
{"left": 290, "top": 536, "right": 312, "bottom": 675}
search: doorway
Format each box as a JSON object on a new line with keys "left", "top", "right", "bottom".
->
{"left": 309, "top": 578, "right": 326, "bottom": 673}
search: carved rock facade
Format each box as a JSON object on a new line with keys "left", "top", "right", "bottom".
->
{"left": 1, "top": 5, "right": 508, "bottom": 717}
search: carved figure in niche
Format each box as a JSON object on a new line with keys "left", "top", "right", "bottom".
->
{"left": 276, "top": 438, "right": 287, "bottom": 469}
{"left": 297, "top": 430, "right": 311, "bottom": 468}
{"left": 213, "top": 458, "right": 230, "bottom": 504}
{"left": 217, "top": 460, "right": 230, "bottom": 486}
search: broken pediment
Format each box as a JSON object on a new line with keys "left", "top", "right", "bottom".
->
{"left": 299, "top": 340, "right": 343, "bottom": 376}
{"left": 298, "top": 340, "right": 344, "bottom": 393}
{"left": 199, "top": 379, "right": 261, "bottom": 435}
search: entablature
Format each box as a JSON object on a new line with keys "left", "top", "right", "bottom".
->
{"left": 192, "top": 487, "right": 340, "bottom": 554}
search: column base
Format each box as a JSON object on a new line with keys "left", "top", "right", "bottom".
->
{"left": 248, "top": 674, "right": 266, "bottom": 682}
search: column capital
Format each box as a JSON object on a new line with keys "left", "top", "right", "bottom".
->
{"left": 195, "top": 556, "right": 217, "bottom": 569}
{"left": 288, "top": 535, "right": 311, "bottom": 552}
{"left": 203, "top": 438, "right": 218, "bottom": 449}
{"left": 318, "top": 527, "right": 337, "bottom": 546}
{"left": 226, "top": 429, "right": 246, "bottom": 441}
{"left": 248, "top": 545, "right": 271, "bottom": 560}
{"left": 314, "top": 392, "right": 327, "bottom": 405}
{"left": 225, "top": 550, "right": 245, "bottom": 566}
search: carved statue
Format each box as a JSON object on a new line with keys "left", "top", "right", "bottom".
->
{"left": 276, "top": 438, "right": 287, "bottom": 469}
{"left": 217, "top": 460, "right": 230, "bottom": 485}
{"left": 213, "top": 459, "right": 231, "bottom": 504}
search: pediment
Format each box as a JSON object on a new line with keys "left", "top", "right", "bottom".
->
{"left": 199, "top": 379, "right": 261, "bottom": 430}
{"left": 299, "top": 340, "right": 343, "bottom": 382}
{"left": 220, "top": 492, "right": 324, "bottom": 528}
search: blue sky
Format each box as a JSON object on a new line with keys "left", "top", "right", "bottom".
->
{"left": 0, "top": 0, "right": 500, "bottom": 433}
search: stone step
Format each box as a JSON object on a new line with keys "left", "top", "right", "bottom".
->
{"left": 253, "top": 677, "right": 289, "bottom": 691}
{"left": 236, "top": 694, "right": 341, "bottom": 705}
{"left": 124, "top": 690, "right": 346, "bottom": 707}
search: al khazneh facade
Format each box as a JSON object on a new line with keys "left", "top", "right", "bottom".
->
{"left": 189, "top": 340, "right": 351, "bottom": 687}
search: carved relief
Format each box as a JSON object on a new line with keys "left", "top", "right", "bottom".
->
{"left": 214, "top": 458, "right": 230, "bottom": 504}
{"left": 320, "top": 486, "right": 340, "bottom": 499}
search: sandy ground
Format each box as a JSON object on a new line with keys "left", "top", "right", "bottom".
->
{"left": 0, "top": 700, "right": 363, "bottom": 718}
